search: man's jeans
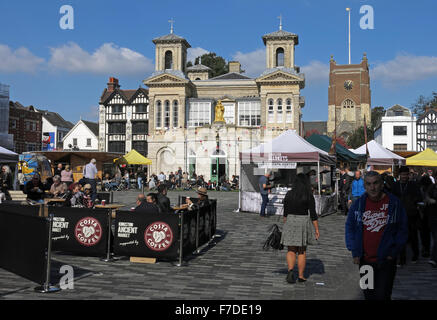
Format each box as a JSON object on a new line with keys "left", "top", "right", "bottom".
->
{"left": 359, "top": 258, "right": 397, "bottom": 300}
{"left": 260, "top": 194, "right": 269, "bottom": 217}
{"left": 429, "top": 216, "right": 437, "bottom": 263}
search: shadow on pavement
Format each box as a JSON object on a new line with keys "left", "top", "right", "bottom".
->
{"left": 274, "top": 259, "right": 325, "bottom": 279}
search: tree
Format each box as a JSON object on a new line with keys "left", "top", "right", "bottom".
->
{"left": 411, "top": 92, "right": 437, "bottom": 116}
{"left": 188, "top": 52, "right": 228, "bottom": 78}
{"left": 347, "top": 126, "right": 373, "bottom": 149}
{"left": 371, "top": 106, "right": 385, "bottom": 130}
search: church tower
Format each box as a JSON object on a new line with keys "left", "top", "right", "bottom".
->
{"left": 262, "top": 26, "right": 298, "bottom": 70}
{"left": 327, "top": 54, "right": 371, "bottom": 140}
{"left": 152, "top": 29, "right": 191, "bottom": 74}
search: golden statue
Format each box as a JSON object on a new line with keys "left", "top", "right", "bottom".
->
{"left": 214, "top": 100, "right": 225, "bottom": 122}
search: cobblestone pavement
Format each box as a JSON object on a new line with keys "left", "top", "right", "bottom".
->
{"left": 0, "top": 190, "right": 435, "bottom": 300}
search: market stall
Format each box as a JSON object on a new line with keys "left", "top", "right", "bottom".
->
{"left": 239, "top": 130, "right": 336, "bottom": 216}
{"left": 406, "top": 148, "right": 437, "bottom": 167}
{"left": 351, "top": 140, "right": 405, "bottom": 173}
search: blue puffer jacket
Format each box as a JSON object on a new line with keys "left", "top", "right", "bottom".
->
{"left": 349, "top": 178, "right": 365, "bottom": 200}
{"left": 345, "top": 192, "right": 408, "bottom": 264}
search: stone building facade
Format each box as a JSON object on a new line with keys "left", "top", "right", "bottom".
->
{"left": 327, "top": 54, "right": 371, "bottom": 140}
{"left": 99, "top": 27, "right": 306, "bottom": 182}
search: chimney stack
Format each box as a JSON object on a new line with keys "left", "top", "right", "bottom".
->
{"left": 228, "top": 61, "right": 241, "bottom": 74}
{"left": 107, "top": 77, "right": 120, "bottom": 92}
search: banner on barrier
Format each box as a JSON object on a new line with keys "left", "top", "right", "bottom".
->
{"left": 114, "top": 211, "right": 180, "bottom": 259}
{"left": 48, "top": 207, "right": 109, "bottom": 256}
{"left": 0, "top": 210, "right": 48, "bottom": 285}
{"left": 0, "top": 203, "right": 41, "bottom": 217}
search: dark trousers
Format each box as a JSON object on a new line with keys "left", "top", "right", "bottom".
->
{"left": 400, "top": 215, "right": 420, "bottom": 263}
{"left": 420, "top": 211, "right": 431, "bottom": 254}
{"left": 360, "top": 259, "right": 397, "bottom": 300}
{"left": 260, "top": 194, "right": 269, "bottom": 216}
{"left": 429, "top": 217, "right": 437, "bottom": 262}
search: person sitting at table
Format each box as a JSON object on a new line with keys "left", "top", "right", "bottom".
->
{"left": 82, "top": 183, "right": 95, "bottom": 208}
{"left": 24, "top": 174, "right": 46, "bottom": 204}
{"left": 134, "top": 193, "right": 159, "bottom": 214}
{"left": 157, "top": 184, "right": 173, "bottom": 213}
{"left": 67, "top": 182, "right": 86, "bottom": 207}
{"left": 185, "top": 187, "right": 210, "bottom": 210}
{"left": 49, "top": 175, "right": 68, "bottom": 198}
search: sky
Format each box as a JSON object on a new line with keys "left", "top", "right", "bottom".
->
{"left": 1, "top": 0, "right": 437, "bottom": 124}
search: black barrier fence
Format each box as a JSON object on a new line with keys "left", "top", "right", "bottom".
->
{"left": 48, "top": 206, "right": 110, "bottom": 257}
{"left": 0, "top": 210, "right": 49, "bottom": 285}
{"left": 113, "top": 199, "right": 217, "bottom": 261}
{"left": 0, "top": 202, "right": 42, "bottom": 217}
{"left": 114, "top": 211, "right": 180, "bottom": 260}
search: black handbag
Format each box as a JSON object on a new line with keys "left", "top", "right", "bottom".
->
{"left": 263, "top": 224, "right": 284, "bottom": 251}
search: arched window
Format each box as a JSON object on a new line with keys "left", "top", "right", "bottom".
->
{"left": 276, "top": 48, "right": 284, "bottom": 67}
{"left": 268, "top": 99, "right": 274, "bottom": 123}
{"left": 156, "top": 100, "right": 162, "bottom": 128}
{"left": 164, "top": 100, "right": 170, "bottom": 128}
{"left": 165, "top": 51, "right": 173, "bottom": 69}
{"left": 276, "top": 98, "right": 283, "bottom": 122}
{"left": 173, "top": 100, "right": 178, "bottom": 128}
{"left": 195, "top": 77, "right": 201, "bottom": 80}
{"left": 343, "top": 99, "right": 355, "bottom": 109}
{"left": 286, "top": 99, "right": 292, "bottom": 123}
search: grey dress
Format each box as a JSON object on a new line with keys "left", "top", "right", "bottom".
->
{"left": 281, "top": 190, "right": 318, "bottom": 247}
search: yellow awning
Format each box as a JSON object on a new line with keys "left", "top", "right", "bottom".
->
{"left": 406, "top": 148, "right": 437, "bottom": 167}
{"left": 113, "top": 149, "right": 152, "bottom": 165}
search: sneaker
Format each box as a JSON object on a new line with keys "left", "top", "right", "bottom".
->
{"left": 286, "top": 270, "right": 295, "bottom": 284}
{"left": 412, "top": 256, "right": 418, "bottom": 264}
{"left": 428, "top": 260, "right": 437, "bottom": 267}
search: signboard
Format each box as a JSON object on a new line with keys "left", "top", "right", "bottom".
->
{"left": 114, "top": 211, "right": 180, "bottom": 259}
{"left": 257, "top": 162, "right": 297, "bottom": 169}
{"left": 42, "top": 132, "right": 55, "bottom": 151}
{"left": 49, "top": 207, "right": 109, "bottom": 256}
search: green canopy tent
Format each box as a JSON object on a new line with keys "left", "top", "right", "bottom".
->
{"left": 305, "top": 134, "right": 367, "bottom": 165}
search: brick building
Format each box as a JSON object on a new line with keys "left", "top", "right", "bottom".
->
{"left": 8, "top": 101, "right": 42, "bottom": 153}
{"left": 327, "top": 54, "right": 371, "bottom": 140}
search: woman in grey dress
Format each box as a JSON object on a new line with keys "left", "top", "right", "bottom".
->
{"left": 282, "top": 173, "right": 320, "bottom": 283}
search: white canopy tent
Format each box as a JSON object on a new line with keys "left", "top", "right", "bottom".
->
{"left": 0, "top": 146, "right": 18, "bottom": 163}
{"left": 238, "top": 130, "right": 336, "bottom": 215}
{"left": 351, "top": 140, "right": 405, "bottom": 166}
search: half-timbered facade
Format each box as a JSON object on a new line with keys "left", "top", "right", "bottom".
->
{"left": 98, "top": 78, "right": 149, "bottom": 155}
{"left": 417, "top": 107, "right": 437, "bottom": 151}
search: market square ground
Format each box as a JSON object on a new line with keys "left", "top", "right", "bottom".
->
{"left": 0, "top": 191, "right": 435, "bottom": 300}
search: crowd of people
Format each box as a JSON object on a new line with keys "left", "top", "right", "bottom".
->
{"left": 146, "top": 168, "right": 239, "bottom": 192}
{"left": 133, "top": 184, "right": 211, "bottom": 215}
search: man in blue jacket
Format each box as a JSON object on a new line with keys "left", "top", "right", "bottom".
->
{"left": 348, "top": 170, "right": 365, "bottom": 208}
{"left": 345, "top": 171, "right": 408, "bottom": 300}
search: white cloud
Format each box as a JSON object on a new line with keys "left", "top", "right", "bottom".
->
{"left": 0, "top": 44, "right": 44, "bottom": 73}
{"left": 301, "top": 60, "right": 330, "bottom": 85}
{"left": 48, "top": 42, "right": 154, "bottom": 76}
{"left": 231, "top": 49, "right": 265, "bottom": 77}
{"left": 371, "top": 54, "right": 437, "bottom": 86}
{"left": 80, "top": 105, "right": 99, "bottom": 122}
{"left": 187, "top": 47, "right": 209, "bottom": 63}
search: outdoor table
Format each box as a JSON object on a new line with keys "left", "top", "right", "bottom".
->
{"left": 95, "top": 203, "right": 125, "bottom": 218}
{"left": 44, "top": 198, "right": 66, "bottom": 205}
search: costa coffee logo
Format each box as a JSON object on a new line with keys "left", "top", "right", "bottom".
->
{"left": 144, "top": 221, "right": 174, "bottom": 252}
{"left": 74, "top": 217, "right": 102, "bottom": 247}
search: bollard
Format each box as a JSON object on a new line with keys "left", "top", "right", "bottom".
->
{"left": 194, "top": 208, "right": 201, "bottom": 254}
{"left": 34, "top": 214, "right": 61, "bottom": 293}
{"left": 175, "top": 211, "right": 186, "bottom": 267}
{"left": 101, "top": 209, "right": 115, "bottom": 262}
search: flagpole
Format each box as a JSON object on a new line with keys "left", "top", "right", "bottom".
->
{"left": 346, "top": 8, "right": 351, "bottom": 64}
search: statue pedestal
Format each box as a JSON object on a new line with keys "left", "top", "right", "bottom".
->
{"left": 212, "top": 121, "right": 226, "bottom": 130}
